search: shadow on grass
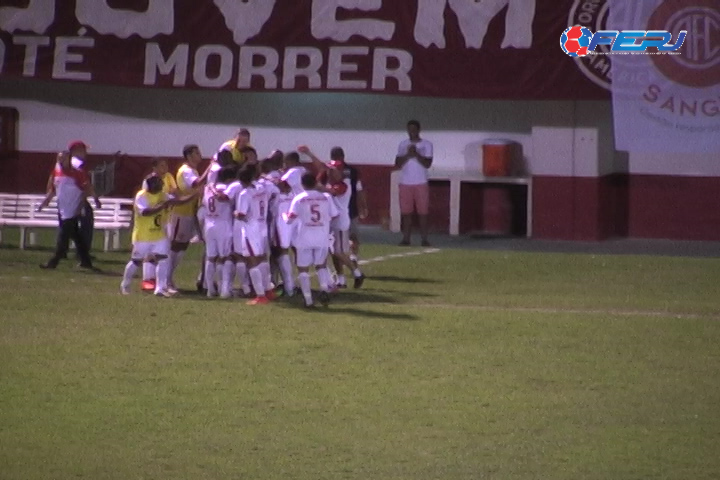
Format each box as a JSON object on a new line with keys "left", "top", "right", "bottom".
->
{"left": 273, "top": 290, "right": 422, "bottom": 321}
{"left": 367, "top": 275, "right": 441, "bottom": 284}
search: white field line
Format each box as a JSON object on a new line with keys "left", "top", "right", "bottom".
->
{"left": 357, "top": 248, "right": 441, "bottom": 266}
{"left": 3, "top": 248, "right": 719, "bottom": 320}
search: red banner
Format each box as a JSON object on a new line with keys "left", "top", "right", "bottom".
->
{"left": 0, "top": 0, "right": 610, "bottom": 100}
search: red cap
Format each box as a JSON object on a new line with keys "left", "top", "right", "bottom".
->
{"left": 68, "top": 140, "right": 88, "bottom": 152}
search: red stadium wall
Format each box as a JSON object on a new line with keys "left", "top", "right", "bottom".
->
{"left": 2, "top": 153, "right": 720, "bottom": 241}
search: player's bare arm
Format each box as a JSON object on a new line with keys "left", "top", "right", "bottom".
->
{"left": 139, "top": 202, "right": 169, "bottom": 216}
{"left": 167, "top": 193, "right": 198, "bottom": 206}
{"left": 357, "top": 189, "right": 369, "bottom": 219}
{"left": 298, "top": 145, "right": 327, "bottom": 173}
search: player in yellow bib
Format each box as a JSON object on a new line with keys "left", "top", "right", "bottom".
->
{"left": 141, "top": 158, "right": 179, "bottom": 291}
{"left": 168, "top": 144, "right": 211, "bottom": 290}
{"left": 219, "top": 128, "right": 252, "bottom": 164}
{"left": 121, "top": 174, "right": 196, "bottom": 297}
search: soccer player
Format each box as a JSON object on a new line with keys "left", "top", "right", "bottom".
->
{"left": 298, "top": 146, "right": 365, "bottom": 289}
{"left": 234, "top": 165, "right": 274, "bottom": 305}
{"left": 201, "top": 167, "right": 236, "bottom": 298}
{"left": 141, "top": 158, "right": 179, "bottom": 291}
{"left": 281, "top": 151, "right": 307, "bottom": 196}
{"left": 270, "top": 178, "right": 296, "bottom": 296}
{"left": 121, "top": 174, "right": 197, "bottom": 296}
{"left": 218, "top": 128, "right": 252, "bottom": 164}
{"left": 168, "top": 144, "right": 206, "bottom": 291}
{"left": 284, "top": 173, "right": 339, "bottom": 308}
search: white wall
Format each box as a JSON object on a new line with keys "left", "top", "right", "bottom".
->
{"left": 2, "top": 99, "right": 533, "bottom": 172}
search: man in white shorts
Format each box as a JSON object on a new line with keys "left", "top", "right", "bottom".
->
{"left": 202, "top": 167, "right": 236, "bottom": 298}
{"left": 234, "top": 165, "right": 274, "bottom": 305}
{"left": 284, "top": 172, "right": 339, "bottom": 308}
{"left": 121, "top": 174, "right": 197, "bottom": 297}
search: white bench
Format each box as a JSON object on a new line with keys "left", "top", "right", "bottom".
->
{"left": 0, "top": 193, "right": 133, "bottom": 251}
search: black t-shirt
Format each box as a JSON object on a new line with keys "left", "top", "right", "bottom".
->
{"left": 343, "top": 164, "right": 360, "bottom": 219}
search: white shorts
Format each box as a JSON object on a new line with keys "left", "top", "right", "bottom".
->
{"left": 272, "top": 220, "right": 294, "bottom": 250}
{"left": 296, "top": 247, "right": 328, "bottom": 268}
{"left": 169, "top": 214, "right": 197, "bottom": 244}
{"left": 240, "top": 224, "right": 267, "bottom": 258}
{"left": 232, "top": 223, "right": 244, "bottom": 256}
{"left": 131, "top": 239, "right": 170, "bottom": 261}
{"left": 204, "top": 223, "right": 232, "bottom": 258}
{"left": 332, "top": 228, "right": 351, "bottom": 255}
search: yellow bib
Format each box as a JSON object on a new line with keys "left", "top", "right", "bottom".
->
{"left": 132, "top": 190, "right": 168, "bottom": 243}
{"left": 173, "top": 164, "right": 198, "bottom": 216}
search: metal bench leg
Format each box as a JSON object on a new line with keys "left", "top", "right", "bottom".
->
{"left": 29, "top": 231, "right": 37, "bottom": 247}
{"left": 113, "top": 230, "right": 121, "bottom": 250}
{"left": 19, "top": 227, "right": 26, "bottom": 249}
{"left": 104, "top": 231, "right": 110, "bottom": 252}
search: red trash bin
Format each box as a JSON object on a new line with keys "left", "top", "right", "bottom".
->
{"left": 482, "top": 139, "right": 513, "bottom": 177}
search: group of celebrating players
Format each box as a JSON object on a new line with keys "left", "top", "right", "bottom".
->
{"left": 121, "top": 129, "right": 368, "bottom": 308}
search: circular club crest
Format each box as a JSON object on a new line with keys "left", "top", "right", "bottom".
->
{"left": 560, "top": 25, "right": 594, "bottom": 57}
{"left": 649, "top": 0, "right": 720, "bottom": 88}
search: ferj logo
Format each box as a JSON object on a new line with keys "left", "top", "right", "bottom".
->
{"left": 560, "top": 25, "right": 686, "bottom": 56}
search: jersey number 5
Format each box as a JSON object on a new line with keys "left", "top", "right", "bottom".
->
{"left": 310, "top": 204, "right": 321, "bottom": 223}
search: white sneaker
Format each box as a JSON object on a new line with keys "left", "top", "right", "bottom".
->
{"left": 155, "top": 289, "right": 174, "bottom": 298}
{"left": 220, "top": 291, "right": 232, "bottom": 299}
{"left": 166, "top": 284, "right": 179, "bottom": 295}
{"left": 120, "top": 284, "right": 130, "bottom": 295}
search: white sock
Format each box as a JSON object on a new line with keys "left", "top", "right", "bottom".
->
{"left": 142, "top": 262, "right": 155, "bottom": 281}
{"left": 259, "top": 261, "right": 271, "bottom": 292}
{"left": 249, "top": 267, "right": 265, "bottom": 298}
{"left": 221, "top": 261, "right": 234, "bottom": 296}
{"left": 279, "top": 254, "right": 294, "bottom": 293}
{"left": 155, "top": 258, "right": 169, "bottom": 293}
{"left": 299, "top": 272, "right": 312, "bottom": 304}
{"left": 353, "top": 268, "right": 363, "bottom": 278}
{"left": 122, "top": 261, "right": 138, "bottom": 289}
{"left": 317, "top": 268, "right": 331, "bottom": 292}
{"left": 337, "top": 274, "right": 346, "bottom": 286}
{"left": 236, "top": 262, "right": 250, "bottom": 294}
{"left": 205, "top": 261, "right": 217, "bottom": 294}
{"left": 350, "top": 253, "right": 358, "bottom": 263}
{"left": 168, "top": 250, "right": 185, "bottom": 284}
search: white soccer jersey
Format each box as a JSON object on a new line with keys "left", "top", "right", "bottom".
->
{"left": 328, "top": 177, "right": 352, "bottom": 231}
{"left": 207, "top": 162, "right": 222, "bottom": 185}
{"left": 237, "top": 184, "right": 269, "bottom": 226}
{"left": 281, "top": 166, "right": 307, "bottom": 196}
{"left": 286, "top": 190, "right": 338, "bottom": 249}
{"left": 202, "top": 183, "right": 234, "bottom": 228}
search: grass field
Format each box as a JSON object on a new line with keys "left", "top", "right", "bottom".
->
{"left": 1, "top": 229, "right": 720, "bottom": 480}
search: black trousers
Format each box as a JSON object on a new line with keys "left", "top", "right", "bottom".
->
{"left": 79, "top": 200, "right": 94, "bottom": 253}
{"left": 47, "top": 216, "right": 93, "bottom": 267}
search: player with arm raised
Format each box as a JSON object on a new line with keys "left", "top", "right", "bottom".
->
{"left": 298, "top": 145, "right": 365, "bottom": 289}
{"left": 121, "top": 174, "right": 197, "bottom": 297}
{"left": 168, "top": 144, "right": 206, "bottom": 291}
{"left": 284, "top": 173, "right": 339, "bottom": 308}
